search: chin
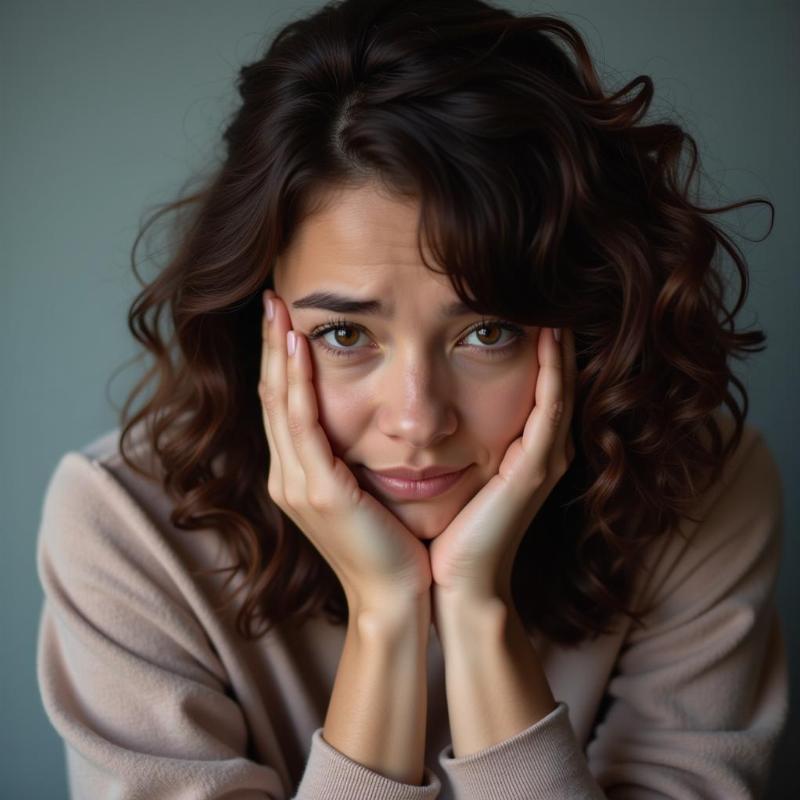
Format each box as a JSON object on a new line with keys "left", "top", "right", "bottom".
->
{"left": 408, "top": 513, "right": 455, "bottom": 541}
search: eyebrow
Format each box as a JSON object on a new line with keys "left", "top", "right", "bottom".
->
{"left": 291, "top": 291, "right": 477, "bottom": 319}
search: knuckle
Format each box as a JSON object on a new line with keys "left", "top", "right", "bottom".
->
{"left": 266, "top": 477, "right": 284, "bottom": 505}
{"left": 307, "top": 487, "right": 332, "bottom": 512}
{"left": 530, "top": 467, "right": 548, "bottom": 485}
{"left": 283, "top": 484, "right": 305, "bottom": 509}
{"left": 259, "top": 383, "right": 282, "bottom": 412}
{"left": 286, "top": 413, "right": 304, "bottom": 440}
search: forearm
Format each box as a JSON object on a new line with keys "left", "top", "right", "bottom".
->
{"left": 434, "top": 591, "right": 556, "bottom": 758}
{"left": 323, "top": 594, "right": 431, "bottom": 785}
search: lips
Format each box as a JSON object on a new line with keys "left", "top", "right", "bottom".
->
{"left": 368, "top": 465, "right": 466, "bottom": 481}
{"left": 360, "top": 464, "right": 471, "bottom": 501}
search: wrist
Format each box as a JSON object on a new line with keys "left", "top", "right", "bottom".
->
{"left": 350, "top": 590, "right": 432, "bottom": 639}
{"left": 432, "top": 587, "right": 509, "bottom": 642}
{"left": 433, "top": 583, "right": 509, "bottom": 617}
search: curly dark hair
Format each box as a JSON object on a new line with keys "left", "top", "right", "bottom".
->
{"left": 114, "top": 0, "right": 772, "bottom": 645}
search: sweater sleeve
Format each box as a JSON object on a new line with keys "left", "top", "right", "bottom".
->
{"left": 35, "top": 451, "right": 442, "bottom": 800}
{"left": 435, "top": 430, "right": 788, "bottom": 799}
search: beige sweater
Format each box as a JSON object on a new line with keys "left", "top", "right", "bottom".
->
{"left": 35, "top": 417, "right": 788, "bottom": 799}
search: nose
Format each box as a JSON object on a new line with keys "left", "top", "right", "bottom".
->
{"left": 375, "top": 350, "right": 457, "bottom": 449}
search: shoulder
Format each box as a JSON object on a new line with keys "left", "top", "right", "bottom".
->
{"left": 630, "top": 410, "right": 784, "bottom": 620}
{"left": 37, "top": 424, "right": 216, "bottom": 594}
{"left": 40, "top": 424, "right": 161, "bottom": 542}
{"left": 672, "top": 408, "right": 781, "bottom": 541}
{"left": 39, "top": 433, "right": 136, "bottom": 553}
{"left": 700, "top": 410, "right": 782, "bottom": 527}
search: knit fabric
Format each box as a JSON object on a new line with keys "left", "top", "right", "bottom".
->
{"left": 35, "top": 415, "right": 788, "bottom": 798}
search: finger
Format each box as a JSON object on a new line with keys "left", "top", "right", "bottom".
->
{"left": 285, "top": 328, "right": 343, "bottom": 506}
{"left": 554, "top": 327, "right": 577, "bottom": 458}
{"left": 521, "top": 327, "right": 565, "bottom": 463}
{"left": 259, "top": 291, "right": 281, "bottom": 481}
{"left": 261, "top": 292, "right": 306, "bottom": 495}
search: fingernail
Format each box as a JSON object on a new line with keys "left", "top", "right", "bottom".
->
{"left": 553, "top": 327, "right": 561, "bottom": 343}
{"left": 287, "top": 330, "right": 296, "bottom": 356}
{"left": 266, "top": 299, "right": 274, "bottom": 321}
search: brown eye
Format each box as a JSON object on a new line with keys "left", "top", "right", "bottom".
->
{"left": 307, "top": 316, "right": 527, "bottom": 361}
{"left": 460, "top": 319, "right": 526, "bottom": 356}
{"left": 308, "top": 318, "right": 373, "bottom": 358}
{"left": 472, "top": 323, "right": 504, "bottom": 346}
{"left": 330, "top": 324, "right": 361, "bottom": 348}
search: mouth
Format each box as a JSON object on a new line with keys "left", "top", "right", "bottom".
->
{"left": 359, "top": 465, "right": 471, "bottom": 501}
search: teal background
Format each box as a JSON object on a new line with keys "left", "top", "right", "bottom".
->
{"left": 2, "top": 1, "right": 797, "bottom": 796}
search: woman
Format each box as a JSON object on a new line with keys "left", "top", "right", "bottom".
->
{"left": 35, "top": 0, "right": 787, "bottom": 797}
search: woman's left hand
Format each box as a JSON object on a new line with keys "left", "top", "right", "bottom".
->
{"left": 428, "top": 326, "right": 576, "bottom": 604}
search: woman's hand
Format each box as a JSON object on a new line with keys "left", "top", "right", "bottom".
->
{"left": 258, "top": 290, "right": 432, "bottom": 614}
{"left": 427, "top": 326, "right": 576, "bottom": 603}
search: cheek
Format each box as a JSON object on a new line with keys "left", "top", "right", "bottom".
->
{"left": 460, "top": 364, "right": 538, "bottom": 448}
{"left": 312, "top": 372, "right": 369, "bottom": 454}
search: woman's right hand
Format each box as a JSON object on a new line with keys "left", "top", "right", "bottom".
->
{"left": 258, "top": 289, "right": 432, "bottom": 615}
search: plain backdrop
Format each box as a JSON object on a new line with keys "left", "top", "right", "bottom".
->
{"left": 2, "top": 1, "right": 797, "bottom": 797}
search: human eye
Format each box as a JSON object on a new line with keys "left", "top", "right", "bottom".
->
{"left": 459, "top": 318, "right": 528, "bottom": 357}
{"left": 307, "top": 317, "right": 374, "bottom": 358}
{"left": 307, "top": 316, "right": 528, "bottom": 360}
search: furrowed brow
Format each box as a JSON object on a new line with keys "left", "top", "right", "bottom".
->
{"left": 291, "top": 291, "right": 475, "bottom": 319}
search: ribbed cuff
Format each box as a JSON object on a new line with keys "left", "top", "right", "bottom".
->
{"left": 294, "top": 727, "right": 442, "bottom": 799}
{"left": 437, "top": 701, "right": 603, "bottom": 799}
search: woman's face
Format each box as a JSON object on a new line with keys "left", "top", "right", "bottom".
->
{"left": 273, "top": 183, "right": 540, "bottom": 541}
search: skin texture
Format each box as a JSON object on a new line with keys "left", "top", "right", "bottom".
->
{"left": 266, "top": 181, "right": 577, "bottom": 763}
{"left": 272, "top": 182, "right": 541, "bottom": 543}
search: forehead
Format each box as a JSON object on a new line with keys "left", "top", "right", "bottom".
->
{"left": 274, "top": 183, "right": 455, "bottom": 300}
